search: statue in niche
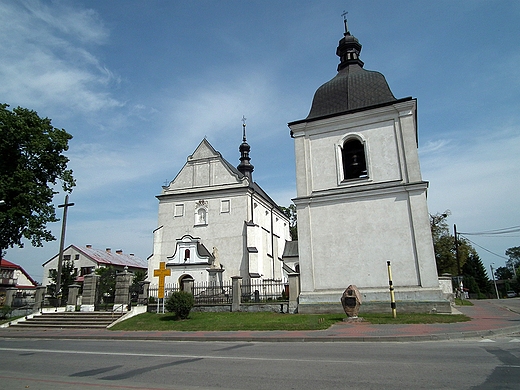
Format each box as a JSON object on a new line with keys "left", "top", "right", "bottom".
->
{"left": 211, "top": 246, "right": 221, "bottom": 269}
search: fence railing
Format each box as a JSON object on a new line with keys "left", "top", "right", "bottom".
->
{"left": 241, "top": 279, "right": 288, "bottom": 303}
{"left": 148, "top": 279, "right": 287, "bottom": 306}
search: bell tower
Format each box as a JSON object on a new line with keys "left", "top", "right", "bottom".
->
{"left": 289, "top": 23, "right": 448, "bottom": 313}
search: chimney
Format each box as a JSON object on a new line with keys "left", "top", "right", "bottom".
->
{"left": 116, "top": 250, "right": 123, "bottom": 255}
{"left": 105, "top": 248, "right": 111, "bottom": 253}
{"left": 86, "top": 244, "right": 92, "bottom": 249}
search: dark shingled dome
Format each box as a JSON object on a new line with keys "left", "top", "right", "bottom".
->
{"left": 306, "top": 31, "right": 396, "bottom": 120}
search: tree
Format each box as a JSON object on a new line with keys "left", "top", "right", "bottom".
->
{"left": 48, "top": 259, "right": 77, "bottom": 304}
{"left": 130, "top": 269, "right": 147, "bottom": 303}
{"left": 462, "top": 251, "right": 491, "bottom": 297}
{"left": 95, "top": 266, "right": 117, "bottom": 305}
{"left": 0, "top": 104, "right": 75, "bottom": 254}
{"left": 505, "top": 246, "right": 520, "bottom": 275}
{"left": 429, "top": 211, "right": 472, "bottom": 276}
{"left": 281, "top": 204, "right": 297, "bottom": 241}
{"left": 494, "top": 266, "right": 513, "bottom": 281}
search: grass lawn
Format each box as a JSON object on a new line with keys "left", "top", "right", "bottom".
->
{"left": 110, "top": 311, "right": 470, "bottom": 331}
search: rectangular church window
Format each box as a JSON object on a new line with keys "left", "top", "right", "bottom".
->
{"left": 174, "top": 204, "right": 184, "bottom": 217}
{"left": 220, "top": 199, "right": 230, "bottom": 213}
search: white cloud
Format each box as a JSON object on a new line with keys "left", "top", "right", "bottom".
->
{"left": 0, "top": 1, "right": 121, "bottom": 114}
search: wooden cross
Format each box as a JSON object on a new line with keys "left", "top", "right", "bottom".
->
{"left": 153, "top": 262, "right": 171, "bottom": 299}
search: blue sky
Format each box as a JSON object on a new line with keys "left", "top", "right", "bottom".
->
{"left": 2, "top": 0, "right": 519, "bottom": 282}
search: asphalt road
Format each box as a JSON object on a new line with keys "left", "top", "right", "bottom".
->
{"left": 0, "top": 337, "right": 519, "bottom": 389}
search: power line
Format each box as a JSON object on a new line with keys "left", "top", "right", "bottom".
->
{"left": 459, "top": 234, "right": 508, "bottom": 261}
{"left": 459, "top": 225, "right": 520, "bottom": 236}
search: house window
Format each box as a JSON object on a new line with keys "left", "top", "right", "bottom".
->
{"left": 80, "top": 267, "right": 94, "bottom": 276}
{"left": 342, "top": 138, "right": 367, "bottom": 180}
{"left": 74, "top": 254, "right": 80, "bottom": 260}
{"left": 63, "top": 255, "right": 71, "bottom": 261}
{"left": 220, "top": 199, "right": 230, "bottom": 213}
{"left": 174, "top": 204, "right": 184, "bottom": 217}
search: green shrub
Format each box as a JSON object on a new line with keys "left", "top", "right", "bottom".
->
{"left": 0, "top": 305, "right": 12, "bottom": 319}
{"left": 165, "top": 291, "right": 194, "bottom": 319}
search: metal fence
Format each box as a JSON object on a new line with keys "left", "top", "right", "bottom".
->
{"left": 192, "top": 281, "right": 232, "bottom": 305}
{"left": 148, "top": 279, "right": 287, "bottom": 306}
{"left": 241, "top": 279, "right": 288, "bottom": 303}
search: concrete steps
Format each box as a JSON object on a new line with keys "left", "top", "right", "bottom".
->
{"left": 10, "top": 311, "right": 124, "bottom": 329}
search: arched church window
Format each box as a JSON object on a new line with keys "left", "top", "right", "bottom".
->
{"left": 184, "top": 249, "right": 190, "bottom": 262}
{"left": 342, "top": 139, "right": 367, "bottom": 180}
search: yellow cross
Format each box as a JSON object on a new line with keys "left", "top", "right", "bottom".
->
{"left": 153, "top": 262, "right": 171, "bottom": 299}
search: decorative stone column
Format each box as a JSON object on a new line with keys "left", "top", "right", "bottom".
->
{"left": 113, "top": 268, "right": 133, "bottom": 312}
{"left": 288, "top": 273, "right": 300, "bottom": 314}
{"left": 33, "top": 286, "right": 46, "bottom": 313}
{"left": 66, "top": 284, "right": 81, "bottom": 312}
{"left": 81, "top": 273, "right": 99, "bottom": 312}
{"left": 231, "top": 276, "right": 242, "bottom": 312}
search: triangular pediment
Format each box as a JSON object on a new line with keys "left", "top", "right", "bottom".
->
{"left": 164, "top": 139, "right": 247, "bottom": 192}
{"left": 190, "top": 138, "right": 220, "bottom": 160}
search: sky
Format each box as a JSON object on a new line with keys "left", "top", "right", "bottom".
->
{"left": 1, "top": 0, "right": 519, "bottom": 283}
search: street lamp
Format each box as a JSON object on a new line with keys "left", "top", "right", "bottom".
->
{"left": 490, "top": 263, "right": 500, "bottom": 300}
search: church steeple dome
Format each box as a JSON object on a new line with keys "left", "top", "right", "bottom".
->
{"left": 237, "top": 116, "right": 254, "bottom": 180}
{"left": 305, "top": 17, "right": 397, "bottom": 120}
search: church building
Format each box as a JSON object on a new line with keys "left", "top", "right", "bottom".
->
{"left": 288, "top": 23, "right": 449, "bottom": 313}
{"left": 147, "top": 123, "right": 291, "bottom": 287}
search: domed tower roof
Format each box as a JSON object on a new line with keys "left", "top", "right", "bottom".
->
{"left": 306, "top": 25, "right": 396, "bottom": 120}
{"left": 237, "top": 116, "right": 254, "bottom": 180}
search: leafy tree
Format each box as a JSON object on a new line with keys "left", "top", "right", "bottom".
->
{"left": 0, "top": 104, "right": 75, "bottom": 254}
{"left": 505, "top": 246, "right": 520, "bottom": 275}
{"left": 130, "top": 269, "right": 147, "bottom": 303}
{"left": 280, "top": 204, "right": 297, "bottom": 241}
{"left": 494, "top": 266, "right": 513, "bottom": 281}
{"left": 48, "top": 259, "right": 78, "bottom": 304}
{"left": 429, "top": 211, "right": 472, "bottom": 276}
{"left": 95, "top": 266, "right": 117, "bottom": 304}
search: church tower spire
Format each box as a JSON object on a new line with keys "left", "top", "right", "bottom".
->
{"left": 237, "top": 116, "right": 254, "bottom": 180}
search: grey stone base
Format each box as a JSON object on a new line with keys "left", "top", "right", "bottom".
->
{"left": 298, "top": 300, "right": 452, "bottom": 314}
{"left": 298, "top": 286, "right": 451, "bottom": 314}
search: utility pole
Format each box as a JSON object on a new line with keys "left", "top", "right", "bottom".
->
{"left": 454, "top": 224, "right": 461, "bottom": 276}
{"left": 55, "top": 194, "right": 74, "bottom": 302}
{"left": 490, "top": 263, "right": 500, "bottom": 300}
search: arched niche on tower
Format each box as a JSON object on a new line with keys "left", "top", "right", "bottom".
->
{"left": 336, "top": 133, "right": 369, "bottom": 184}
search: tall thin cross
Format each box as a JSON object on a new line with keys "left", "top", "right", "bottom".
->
{"left": 342, "top": 10, "right": 349, "bottom": 34}
{"left": 55, "top": 194, "right": 74, "bottom": 298}
{"left": 153, "top": 261, "right": 171, "bottom": 299}
{"left": 241, "top": 115, "right": 247, "bottom": 141}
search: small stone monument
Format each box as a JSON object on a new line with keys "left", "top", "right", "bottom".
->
{"left": 341, "top": 285, "right": 362, "bottom": 319}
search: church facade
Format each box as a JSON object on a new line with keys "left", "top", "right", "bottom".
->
{"left": 288, "top": 27, "right": 449, "bottom": 313}
{"left": 147, "top": 127, "right": 291, "bottom": 287}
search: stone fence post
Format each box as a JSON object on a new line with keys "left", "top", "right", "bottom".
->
{"left": 81, "top": 273, "right": 99, "bottom": 312}
{"left": 231, "top": 276, "right": 242, "bottom": 312}
{"left": 4, "top": 287, "right": 17, "bottom": 307}
{"left": 288, "top": 273, "right": 300, "bottom": 314}
{"left": 113, "top": 268, "right": 133, "bottom": 312}
{"left": 66, "top": 284, "right": 81, "bottom": 312}
{"left": 139, "top": 281, "right": 150, "bottom": 305}
{"left": 33, "top": 286, "right": 46, "bottom": 313}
